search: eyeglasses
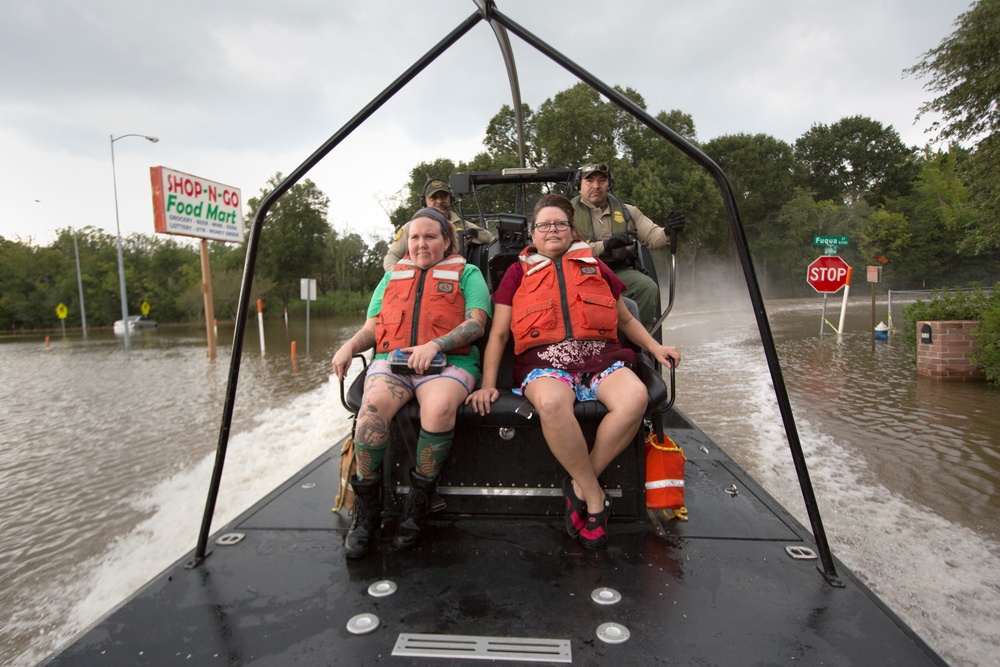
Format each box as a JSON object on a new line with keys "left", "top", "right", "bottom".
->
{"left": 533, "top": 221, "right": 571, "bottom": 232}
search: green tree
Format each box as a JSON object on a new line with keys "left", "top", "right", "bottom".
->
{"left": 794, "top": 116, "right": 918, "bottom": 207}
{"left": 703, "top": 133, "right": 800, "bottom": 248}
{"left": 248, "top": 174, "right": 332, "bottom": 309}
{"left": 907, "top": 0, "right": 1000, "bottom": 149}
{"left": 533, "top": 83, "right": 618, "bottom": 168}
{"left": 482, "top": 103, "right": 536, "bottom": 166}
{"left": 907, "top": 0, "right": 1000, "bottom": 253}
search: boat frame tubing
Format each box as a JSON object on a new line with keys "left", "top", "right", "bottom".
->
{"left": 195, "top": 0, "right": 842, "bottom": 587}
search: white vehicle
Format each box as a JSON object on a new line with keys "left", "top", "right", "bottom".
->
{"left": 113, "top": 315, "right": 158, "bottom": 335}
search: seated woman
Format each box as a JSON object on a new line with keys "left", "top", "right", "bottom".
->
{"left": 466, "top": 194, "right": 680, "bottom": 549}
{"left": 332, "top": 207, "right": 491, "bottom": 559}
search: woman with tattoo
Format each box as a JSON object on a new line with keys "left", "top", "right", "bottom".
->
{"left": 332, "top": 207, "right": 491, "bottom": 559}
{"left": 466, "top": 194, "right": 680, "bottom": 549}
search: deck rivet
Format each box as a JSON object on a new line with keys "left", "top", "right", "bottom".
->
{"left": 596, "top": 622, "right": 630, "bottom": 644}
{"left": 347, "top": 613, "right": 380, "bottom": 634}
{"left": 591, "top": 587, "right": 622, "bottom": 605}
{"left": 368, "top": 580, "right": 398, "bottom": 597}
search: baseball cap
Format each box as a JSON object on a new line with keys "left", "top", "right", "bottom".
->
{"left": 423, "top": 179, "right": 450, "bottom": 198}
{"left": 579, "top": 162, "right": 610, "bottom": 178}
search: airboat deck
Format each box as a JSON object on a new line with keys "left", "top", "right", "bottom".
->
{"left": 42, "top": 405, "right": 943, "bottom": 665}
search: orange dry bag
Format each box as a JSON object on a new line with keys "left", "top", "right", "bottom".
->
{"left": 645, "top": 431, "right": 686, "bottom": 513}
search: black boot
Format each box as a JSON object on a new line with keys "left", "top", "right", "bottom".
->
{"left": 393, "top": 470, "right": 436, "bottom": 551}
{"left": 345, "top": 476, "right": 382, "bottom": 559}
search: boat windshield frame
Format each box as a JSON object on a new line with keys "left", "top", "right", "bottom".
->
{"left": 191, "top": 0, "right": 841, "bottom": 587}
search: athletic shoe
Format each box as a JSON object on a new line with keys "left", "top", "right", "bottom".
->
{"left": 579, "top": 496, "right": 612, "bottom": 549}
{"left": 562, "top": 476, "right": 587, "bottom": 537}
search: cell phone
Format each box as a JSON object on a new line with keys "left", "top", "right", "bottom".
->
{"left": 388, "top": 349, "right": 447, "bottom": 375}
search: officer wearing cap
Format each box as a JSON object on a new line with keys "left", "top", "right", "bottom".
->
{"left": 384, "top": 178, "right": 495, "bottom": 271}
{"left": 571, "top": 161, "right": 685, "bottom": 328}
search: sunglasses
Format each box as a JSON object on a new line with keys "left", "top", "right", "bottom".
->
{"left": 581, "top": 163, "right": 609, "bottom": 174}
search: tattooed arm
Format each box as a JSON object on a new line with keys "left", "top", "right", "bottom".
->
{"left": 331, "top": 317, "right": 377, "bottom": 381}
{"left": 432, "top": 308, "right": 488, "bottom": 354}
{"left": 403, "top": 308, "right": 488, "bottom": 374}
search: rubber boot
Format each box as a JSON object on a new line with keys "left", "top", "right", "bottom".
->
{"left": 345, "top": 476, "right": 382, "bottom": 559}
{"left": 393, "top": 470, "right": 436, "bottom": 551}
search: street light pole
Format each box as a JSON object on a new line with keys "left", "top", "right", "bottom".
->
{"left": 110, "top": 133, "right": 158, "bottom": 351}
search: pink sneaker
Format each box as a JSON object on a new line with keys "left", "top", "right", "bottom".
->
{"left": 562, "top": 476, "right": 587, "bottom": 537}
{"left": 579, "top": 496, "right": 611, "bottom": 549}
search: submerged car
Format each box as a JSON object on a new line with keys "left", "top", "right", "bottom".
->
{"left": 112, "top": 315, "right": 158, "bottom": 335}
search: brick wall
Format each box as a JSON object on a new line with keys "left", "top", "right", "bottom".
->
{"left": 915, "top": 320, "right": 985, "bottom": 381}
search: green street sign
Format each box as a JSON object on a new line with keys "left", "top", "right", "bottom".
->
{"left": 814, "top": 235, "right": 849, "bottom": 247}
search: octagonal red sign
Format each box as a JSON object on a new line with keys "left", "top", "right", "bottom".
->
{"left": 806, "top": 255, "right": 852, "bottom": 293}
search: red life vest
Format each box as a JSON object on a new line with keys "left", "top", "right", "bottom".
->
{"left": 511, "top": 242, "right": 619, "bottom": 354}
{"left": 375, "top": 254, "right": 470, "bottom": 355}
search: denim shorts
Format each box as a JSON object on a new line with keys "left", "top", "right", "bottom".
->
{"left": 367, "top": 358, "right": 476, "bottom": 394}
{"left": 516, "top": 360, "right": 627, "bottom": 402}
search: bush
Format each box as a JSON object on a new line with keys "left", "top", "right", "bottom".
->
{"left": 900, "top": 283, "right": 1000, "bottom": 383}
{"left": 971, "top": 304, "right": 1000, "bottom": 384}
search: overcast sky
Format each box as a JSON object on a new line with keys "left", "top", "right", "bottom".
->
{"left": 0, "top": 0, "right": 970, "bottom": 247}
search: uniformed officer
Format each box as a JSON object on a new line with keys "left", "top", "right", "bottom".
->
{"left": 570, "top": 162, "right": 685, "bottom": 328}
{"left": 383, "top": 178, "right": 495, "bottom": 271}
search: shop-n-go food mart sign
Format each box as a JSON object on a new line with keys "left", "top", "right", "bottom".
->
{"left": 150, "top": 166, "right": 244, "bottom": 243}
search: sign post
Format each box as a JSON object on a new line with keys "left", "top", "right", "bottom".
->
{"left": 55, "top": 302, "right": 68, "bottom": 336}
{"left": 150, "top": 166, "right": 244, "bottom": 359}
{"left": 807, "top": 255, "right": 852, "bottom": 335}
{"left": 301, "top": 278, "right": 317, "bottom": 355}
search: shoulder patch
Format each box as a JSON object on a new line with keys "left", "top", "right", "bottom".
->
{"left": 392, "top": 227, "right": 405, "bottom": 242}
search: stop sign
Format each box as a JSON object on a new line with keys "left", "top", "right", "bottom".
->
{"left": 806, "top": 255, "right": 852, "bottom": 293}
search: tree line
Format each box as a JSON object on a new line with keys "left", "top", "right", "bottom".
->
{"left": 0, "top": 174, "right": 388, "bottom": 331}
{"left": 3, "top": 0, "right": 997, "bottom": 332}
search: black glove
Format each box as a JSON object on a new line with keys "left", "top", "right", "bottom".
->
{"left": 666, "top": 210, "right": 686, "bottom": 233}
{"left": 603, "top": 232, "right": 632, "bottom": 251}
{"left": 463, "top": 227, "right": 480, "bottom": 243}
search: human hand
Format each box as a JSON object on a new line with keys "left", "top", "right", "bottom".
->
{"left": 666, "top": 210, "right": 685, "bottom": 233}
{"left": 463, "top": 227, "right": 480, "bottom": 243}
{"left": 465, "top": 387, "right": 500, "bottom": 415}
{"left": 603, "top": 231, "right": 632, "bottom": 251}
{"left": 403, "top": 342, "right": 442, "bottom": 374}
{"left": 652, "top": 344, "right": 681, "bottom": 369}
{"left": 331, "top": 345, "right": 354, "bottom": 382}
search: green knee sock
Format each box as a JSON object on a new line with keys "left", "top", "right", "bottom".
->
{"left": 415, "top": 428, "right": 454, "bottom": 478}
{"left": 353, "top": 438, "right": 386, "bottom": 481}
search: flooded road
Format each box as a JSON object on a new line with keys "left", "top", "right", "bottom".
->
{"left": 1, "top": 297, "right": 997, "bottom": 666}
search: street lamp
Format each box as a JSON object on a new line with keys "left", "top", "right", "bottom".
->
{"left": 110, "top": 133, "right": 158, "bottom": 351}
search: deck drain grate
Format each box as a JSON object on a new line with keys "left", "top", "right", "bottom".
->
{"left": 392, "top": 633, "right": 571, "bottom": 663}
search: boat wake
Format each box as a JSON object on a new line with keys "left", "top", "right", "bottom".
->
{"left": 11, "top": 372, "right": 356, "bottom": 667}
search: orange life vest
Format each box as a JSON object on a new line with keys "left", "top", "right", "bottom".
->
{"left": 511, "top": 242, "right": 619, "bottom": 354}
{"left": 375, "top": 254, "right": 470, "bottom": 355}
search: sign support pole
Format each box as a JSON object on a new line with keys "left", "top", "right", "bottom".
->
{"left": 838, "top": 268, "right": 852, "bottom": 336}
{"left": 820, "top": 295, "right": 827, "bottom": 335}
{"left": 200, "top": 239, "right": 217, "bottom": 359}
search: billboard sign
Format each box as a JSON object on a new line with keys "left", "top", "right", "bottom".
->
{"left": 150, "top": 166, "right": 245, "bottom": 243}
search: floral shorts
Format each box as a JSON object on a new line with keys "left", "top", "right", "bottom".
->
{"left": 516, "top": 361, "right": 627, "bottom": 402}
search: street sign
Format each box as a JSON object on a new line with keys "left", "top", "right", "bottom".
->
{"left": 807, "top": 255, "right": 852, "bottom": 293}
{"left": 55, "top": 303, "right": 68, "bottom": 319}
{"left": 300, "top": 278, "right": 317, "bottom": 301}
{"left": 141, "top": 301, "right": 151, "bottom": 316}
{"left": 814, "top": 235, "right": 849, "bottom": 248}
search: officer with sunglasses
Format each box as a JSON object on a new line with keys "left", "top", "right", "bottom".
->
{"left": 571, "top": 162, "right": 685, "bottom": 328}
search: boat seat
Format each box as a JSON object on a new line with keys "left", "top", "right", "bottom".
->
{"left": 343, "top": 347, "right": 667, "bottom": 427}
